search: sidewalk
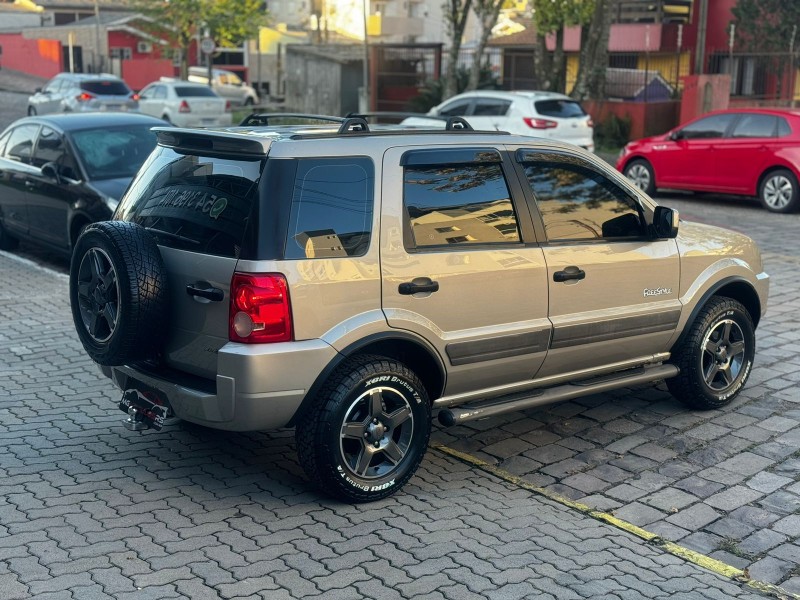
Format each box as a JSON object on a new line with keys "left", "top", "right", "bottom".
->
{"left": 0, "top": 67, "right": 47, "bottom": 94}
{"left": 0, "top": 248, "right": 773, "bottom": 599}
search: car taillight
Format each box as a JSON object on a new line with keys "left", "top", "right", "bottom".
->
{"left": 224, "top": 100, "right": 231, "bottom": 112}
{"left": 229, "top": 273, "right": 293, "bottom": 344}
{"left": 76, "top": 92, "right": 95, "bottom": 102}
{"left": 179, "top": 99, "right": 191, "bottom": 113}
{"left": 523, "top": 117, "right": 558, "bottom": 129}
{"left": 131, "top": 93, "right": 140, "bottom": 101}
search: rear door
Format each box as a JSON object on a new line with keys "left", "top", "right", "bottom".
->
{"left": 116, "top": 146, "right": 264, "bottom": 379}
{"left": 712, "top": 113, "right": 778, "bottom": 193}
{"left": 381, "top": 145, "right": 551, "bottom": 397}
{"left": 467, "top": 97, "right": 512, "bottom": 131}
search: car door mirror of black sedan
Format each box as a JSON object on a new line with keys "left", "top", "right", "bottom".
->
{"left": 41, "top": 162, "right": 61, "bottom": 183}
{"left": 652, "top": 206, "right": 679, "bottom": 239}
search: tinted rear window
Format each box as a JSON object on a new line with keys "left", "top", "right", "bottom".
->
{"left": 80, "top": 80, "right": 131, "bottom": 95}
{"left": 534, "top": 99, "right": 586, "bottom": 118}
{"left": 175, "top": 86, "right": 217, "bottom": 98}
{"left": 116, "top": 147, "right": 262, "bottom": 258}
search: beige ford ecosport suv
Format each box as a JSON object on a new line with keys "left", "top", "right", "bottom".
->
{"left": 69, "top": 117, "right": 769, "bottom": 502}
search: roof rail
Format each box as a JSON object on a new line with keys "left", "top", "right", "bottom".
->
{"left": 239, "top": 113, "right": 344, "bottom": 127}
{"left": 337, "top": 117, "right": 370, "bottom": 133}
{"left": 445, "top": 117, "right": 473, "bottom": 131}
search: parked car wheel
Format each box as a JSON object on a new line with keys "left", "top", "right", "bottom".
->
{"left": 296, "top": 355, "right": 431, "bottom": 503}
{"left": 624, "top": 159, "right": 655, "bottom": 196}
{"left": 667, "top": 297, "right": 755, "bottom": 410}
{"left": 0, "top": 219, "right": 19, "bottom": 250}
{"left": 69, "top": 221, "right": 169, "bottom": 366}
{"left": 759, "top": 169, "right": 799, "bottom": 213}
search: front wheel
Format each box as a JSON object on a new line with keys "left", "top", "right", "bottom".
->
{"left": 667, "top": 297, "right": 755, "bottom": 410}
{"left": 296, "top": 355, "right": 431, "bottom": 503}
{"left": 759, "top": 169, "right": 799, "bottom": 213}
{"left": 624, "top": 159, "right": 656, "bottom": 196}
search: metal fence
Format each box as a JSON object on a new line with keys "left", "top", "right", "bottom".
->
{"left": 707, "top": 49, "right": 799, "bottom": 105}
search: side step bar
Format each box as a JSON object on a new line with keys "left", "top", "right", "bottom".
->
{"left": 437, "top": 363, "right": 679, "bottom": 427}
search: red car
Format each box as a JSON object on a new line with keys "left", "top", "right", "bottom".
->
{"left": 616, "top": 108, "right": 800, "bottom": 213}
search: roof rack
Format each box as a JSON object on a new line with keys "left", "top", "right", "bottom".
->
{"left": 239, "top": 113, "right": 345, "bottom": 127}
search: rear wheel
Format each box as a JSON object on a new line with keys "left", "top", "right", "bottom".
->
{"left": 759, "top": 169, "right": 799, "bottom": 213}
{"left": 624, "top": 159, "right": 656, "bottom": 196}
{"left": 667, "top": 297, "right": 755, "bottom": 409}
{"left": 296, "top": 355, "right": 431, "bottom": 503}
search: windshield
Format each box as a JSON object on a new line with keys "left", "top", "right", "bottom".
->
{"left": 534, "top": 99, "right": 586, "bottom": 118}
{"left": 70, "top": 124, "right": 158, "bottom": 180}
{"left": 80, "top": 80, "right": 131, "bottom": 96}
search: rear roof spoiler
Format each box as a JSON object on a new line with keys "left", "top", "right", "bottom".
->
{"left": 154, "top": 127, "right": 272, "bottom": 157}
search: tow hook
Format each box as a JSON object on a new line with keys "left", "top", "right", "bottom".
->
{"left": 123, "top": 406, "right": 150, "bottom": 431}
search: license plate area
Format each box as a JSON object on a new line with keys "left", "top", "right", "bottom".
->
{"left": 119, "top": 386, "right": 171, "bottom": 430}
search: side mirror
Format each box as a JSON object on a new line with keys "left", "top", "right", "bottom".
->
{"left": 653, "top": 206, "right": 679, "bottom": 239}
{"left": 669, "top": 130, "right": 683, "bottom": 141}
{"left": 41, "top": 162, "right": 61, "bottom": 183}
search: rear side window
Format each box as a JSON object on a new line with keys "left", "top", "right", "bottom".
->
{"left": 473, "top": 99, "right": 511, "bottom": 116}
{"left": 80, "top": 80, "right": 131, "bottom": 95}
{"left": 175, "top": 86, "right": 217, "bottom": 97}
{"left": 439, "top": 100, "right": 471, "bottom": 117}
{"left": 731, "top": 114, "right": 777, "bottom": 138}
{"left": 284, "top": 157, "right": 374, "bottom": 259}
{"left": 778, "top": 117, "right": 792, "bottom": 137}
{"left": 404, "top": 162, "right": 520, "bottom": 248}
{"left": 3, "top": 124, "right": 38, "bottom": 164}
{"left": 117, "top": 147, "right": 262, "bottom": 258}
{"left": 534, "top": 99, "right": 586, "bottom": 118}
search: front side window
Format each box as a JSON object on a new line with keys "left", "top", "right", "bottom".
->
{"left": 117, "top": 148, "right": 261, "bottom": 258}
{"left": 731, "top": 114, "right": 777, "bottom": 138}
{"left": 285, "top": 157, "right": 374, "bottom": 259}
{"left": 679, "top": 114, "right": 736, "bottom": 139}
{"left": 438, "top": 100, "right": 471, "bottom": 117}
{"left": 404, "top": 162, "right": 520, "bottom": 248}
{"left": 522, "top": 153, "right": 644, "bottom": 242}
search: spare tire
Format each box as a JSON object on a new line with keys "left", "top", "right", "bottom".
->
{"left": 69, "top": 221, "right": 168, "bottom": 366}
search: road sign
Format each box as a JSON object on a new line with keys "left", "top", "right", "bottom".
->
{"left": 200, "top": 37, "right": 216, "bottom": 55}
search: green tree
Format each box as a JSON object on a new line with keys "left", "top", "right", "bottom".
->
{"left": 442, "top": 0, "right": 474, "bottom": 99}
{"left": 531, "top": 0, "right": 594, "bottom": 92}
{"left": 731, "top": 0, "right": 800, "bottom": 54}
{"left": 131, "top": 0, "right": 268, "bottom": 79}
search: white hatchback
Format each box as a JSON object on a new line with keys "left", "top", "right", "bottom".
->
{"left": 404, "top": 90, "right": 594, "bottom": 152}
{"left": 138, "top": 80, "right": 232, "bottom": 128}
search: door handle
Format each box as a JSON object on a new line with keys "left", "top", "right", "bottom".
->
{"left": 553, "top": 267, "right": 585, "bottom": 282}
{"left": 398, "top": 279, "right": 439, "bottom": 295}
{"left": 186, "top": 283, "right": 224, "bottom": 302}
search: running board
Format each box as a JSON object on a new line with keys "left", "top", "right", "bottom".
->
{"left": 437, "top": 363, "right": 679, "bottom": 427}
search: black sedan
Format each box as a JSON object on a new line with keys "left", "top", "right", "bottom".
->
{"left": 0, "top": 112, "right": 166, "bottom": 255}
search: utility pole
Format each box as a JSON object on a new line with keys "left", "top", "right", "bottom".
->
{"left": 791, "top": 24, "right": 797, "bottom": 108}
{"left": 694, "top": 0, "right": 708, "bottom": 75}
{"left": 93, "top": 0, "right": 102, "bottom": 73}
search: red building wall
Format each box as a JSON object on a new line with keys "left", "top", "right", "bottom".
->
{"left": 0, "top": 33, "right": 62, "bottom": 79}
{"left": 107, "top": 31, "right": 164, "bottom": 59}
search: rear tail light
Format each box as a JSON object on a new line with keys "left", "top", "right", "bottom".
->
{"left": 179, "top": 99, "right": 191, "bottom": 113}
{"left": 131, "top": 93, "right": 140, "bottom": 101}
{"left": 224, "top": 100, "right": 231, "bottom": 112}
{"left": 229, "top": 273, "right": 293, "bottom": 343}
{"left": 76, "top": 92, "right": 95, "bottom": 102}
{"left": 523, "top": 117, "right": 558, "bottom": 129}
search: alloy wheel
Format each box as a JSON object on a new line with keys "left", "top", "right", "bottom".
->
{"left": 762, "top": 174, "right": 794, "bottom": 210}
{"left": 76, "top": 247, "right": 120, "bottom": 343}
{"left": 627, "top": 163, "right": 651, "bottom": 191}
{"left": 701, "top": 319, "right": 746, "bottom": 391}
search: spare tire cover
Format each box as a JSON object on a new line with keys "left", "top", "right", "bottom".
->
{"left": 69, "top": 221, "right": 168, "bottom": 366}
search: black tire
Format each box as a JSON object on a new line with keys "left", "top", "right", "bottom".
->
{"left": 624, "top": 159, "right": 656, "bottom": 196}
{"left": 69, "top": 221, "right": 169, "bottom": 366}
{"left": 296, "top": 355, "right": 431, "bottom": 503}
{"left": 758, "top": 169, "right": 799, "bottom": 213}
{"left": 667, "top": 297, "right": 755, "bottom": 410}
{"left": 0, "top": 218, "right": 19, "bottom": 250}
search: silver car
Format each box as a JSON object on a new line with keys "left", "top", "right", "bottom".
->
{"left": 28, "top": 73, "right": 138, "bottom": 115}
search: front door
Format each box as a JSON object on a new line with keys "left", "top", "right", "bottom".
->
{"left": 669, "top": 112, "right": 738, "bottom": 189}
{"left": 381, "top": 145, "right": 551, "bottom": 398}
{"left": 513, "top": 148, "right": 681, "bottom": 379}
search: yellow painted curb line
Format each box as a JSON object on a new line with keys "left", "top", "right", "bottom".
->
{"left": 433, "top": 443, "right": 798, "bottom": 600}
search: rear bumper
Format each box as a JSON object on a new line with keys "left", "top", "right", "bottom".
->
{"left": 101, "top": 339, "right": 339, "bottom": 431}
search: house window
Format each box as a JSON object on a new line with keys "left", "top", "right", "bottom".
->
{"left": 110, "top": 47, "right": 132, "bottom": 60}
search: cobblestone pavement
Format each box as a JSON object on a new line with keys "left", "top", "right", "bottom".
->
{"left": 0, "top": 206, "right": 775, "bottom": 599}
{"left": 431, "top": 191, "right": 800, "bottom": 593}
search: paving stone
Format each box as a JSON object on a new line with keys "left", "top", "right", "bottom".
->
{"left": 674, "top": 476, "right": 725, "bottom": 499}
{"left": 681, "top": 532, "right": 724, "bottom": 555}
{"left": 747, "top": 556, "right": 793, "bottom": 584}
{"left": 482, "top": 438, "right": 533, "bottom": 460}
{"left": 706, "top": 517, "right": 756, "bottom": 541}
{"left": 611, "top": 503, "right": 665, "bottom": 527}
{"left": 760, "top": 491, "right": 800, "bottom": 515}
{"left": 704, "top": 486, "right": 764, "bottom": 511}
{"left": 746, "top": 472, "right": 792, "bottom": 494}
{"left": 641, "top": 488, "right": 698, "bottom": 512}
{"left": 665, "top": 504, "right": 721, "bottom": 530}
{"left": 738, "top": 529, "right": 788, "bottom": 555}
{"left": 773, "top": 515, "right": 800, "bottom": 538}
{"left": 496, "top": 456, "right": 542, "bottom": 476}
